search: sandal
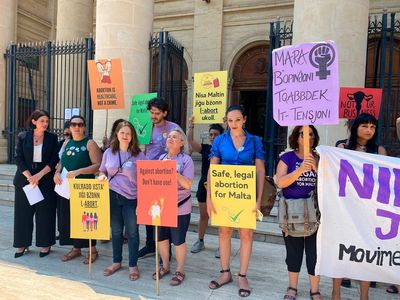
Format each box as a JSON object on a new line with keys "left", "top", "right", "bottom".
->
{"left": 83, "top": 251, "right": 99, "bottom": 264}
{"left": 238, "top": 273, "right": 251, "bottom": 297}
{"left": 103, "top": 263, "right": 122, "bottom": 276}
{"left": 209, "top": 268, "right": 233, "bottom": 290}
{"left": 129, "top": 267, "right": 140, "bottom": 281}
{"left": 152, "top": 266, "right": 170, "bottom": 280}
{"left": 310, "top": 290, "right": 322, "bottom": 300}
{"left": 283, "top": 287, "right": 297, "bottom": 300}
{"left": 61, "top": 248, "right": 81, "bottom": 262}
{"left": 170, "top": 271, "right": 185, "bottom": 286}
{"left": 387, "top": 285, "right": 399, "bottom": 294}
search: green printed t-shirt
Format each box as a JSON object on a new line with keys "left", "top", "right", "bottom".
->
{"left": 61, "top": 137, "right": 95, "bottom": 179}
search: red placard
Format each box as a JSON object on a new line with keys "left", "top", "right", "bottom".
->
{"left": 137, "top": 160, "right": 178, "bottom": 227}
{"left": 339, "top": 87, "right": 382, "bottom": 119}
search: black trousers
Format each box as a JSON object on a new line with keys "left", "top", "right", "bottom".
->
{"left": 57, "top": 195, "right": 96, "bottom": 248}
{"left": 283, "top": 231, "right": 317, "bottom": 275}
{"left": 13, "top": 185, "right": 56, "bottom": 248}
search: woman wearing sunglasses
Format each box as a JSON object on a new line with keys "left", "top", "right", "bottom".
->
{"left": 54, "top": 115, "right": 102, "bottom": 264}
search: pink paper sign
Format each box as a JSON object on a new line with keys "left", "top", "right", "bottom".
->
{"left": 272, "top": 41, "right": 339, "bottom": 126}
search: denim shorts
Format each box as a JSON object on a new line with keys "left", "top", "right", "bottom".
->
{"left": 158, "top": 213, "right": 191, "bottom": 246}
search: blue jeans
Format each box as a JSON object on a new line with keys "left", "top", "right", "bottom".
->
{"left": 110, "top": 190, "right": 139, "bottom": 267}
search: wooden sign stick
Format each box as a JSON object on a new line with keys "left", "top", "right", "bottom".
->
{"left": 104, "top": 109, "right": 109, "bottom": 137}
{"left": 303, "top": 125, "right": 310, "bottom": 156}
{"left": 89, "top": 239, "right": 92, "bottom": 273}
{"left": 155, "top": 226, "right": 160, "bottom": 295}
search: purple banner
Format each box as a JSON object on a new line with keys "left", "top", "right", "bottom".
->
{"left": 272, "top": 41, "right": 339, "bottom": 126}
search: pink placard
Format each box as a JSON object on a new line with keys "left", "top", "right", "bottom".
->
{"left": 272, "top": 41, "right": 339, "bottom": 126}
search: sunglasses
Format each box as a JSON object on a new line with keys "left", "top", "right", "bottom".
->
{"left": 70, "top": 122, "right": 85, "bottom": 128}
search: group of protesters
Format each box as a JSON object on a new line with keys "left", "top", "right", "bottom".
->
{"left": 12, "top": 96, "right": 400, "bottom": 299}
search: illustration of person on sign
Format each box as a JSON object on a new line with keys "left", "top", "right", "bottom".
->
{"left": 148, "top": 198, "right": 164, "bottom": 226}
{"left": 96, "top": 59, "right": 112, "bottom": 84}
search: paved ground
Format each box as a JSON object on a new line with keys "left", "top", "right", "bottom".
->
{"left": 0, "top": 203, "right": 397, "bottom": 300}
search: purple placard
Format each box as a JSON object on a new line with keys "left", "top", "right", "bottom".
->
{"left": 272, "top": 41, "right": 339, "bottom": 126}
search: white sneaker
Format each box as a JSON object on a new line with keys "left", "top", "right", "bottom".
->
{"left": 190, "top": 240, "right": 205, "bottom": 253}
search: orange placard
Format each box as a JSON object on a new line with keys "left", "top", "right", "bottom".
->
{"left": 137, "top": 160, "right": 178, "bottom": 227}
{"left": 87, "top": 59, "right": 125, "bottom": 110}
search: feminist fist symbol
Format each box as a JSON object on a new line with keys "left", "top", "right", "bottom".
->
{"left": 309, "top": 43, "right": 335, "bottom": 80}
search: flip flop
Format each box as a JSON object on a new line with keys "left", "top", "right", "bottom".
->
{"left": 387, "top": 285, "right": 399, "bottom": 294}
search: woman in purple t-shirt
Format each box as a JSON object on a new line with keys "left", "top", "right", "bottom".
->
{"left": 275, "top": 125, "right": 321, "bottom": 300}
{"left": 98, "top": 121, "right": 146, "bottom": 281}
{"left": 154, "top": 128, "right": 194, "bottom": 286}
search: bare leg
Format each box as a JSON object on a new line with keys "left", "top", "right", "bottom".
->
{"left": 198, "top": 203, "right": 209, "bottom": 240}
{"left": 286, "top": 272, "right": 299, "bottom": 297}
{"left": 332, "top": 278, "right": 342, "bottom": 300}
{"left": 359, "top": 281, "right": 369, "bottom": 300}
{"left": 174, "top": 242, "right": 186, "bottom": 273}
{"left": 208, "top": 227, "right": 233, "bottom": 288}
{"left": 309, "top": 275, "right": 322, "bottom": 299}
{"left": 237, "top": 228, "right": 253, "bottom": 296}
{"left": 158, "top": 240, "right": 170, "bottom": 271}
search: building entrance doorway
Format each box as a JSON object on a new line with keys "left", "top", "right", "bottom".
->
{"left": 239, "top": 90, "right": 266, "bottom": 138}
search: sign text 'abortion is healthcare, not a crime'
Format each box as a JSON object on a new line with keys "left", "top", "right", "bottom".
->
{"left": 272, "top": 41, "right": 339, "bottom": 126}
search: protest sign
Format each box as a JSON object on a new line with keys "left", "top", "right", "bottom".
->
{"left": 129, "top": 92, "right": 157, "bottom": 144}
{"left": 272, "top": 41, "right": 339, "bottom": 126}
{"left": 315, "top": 145, "right": 400, "bottom": 284}
{"left": 339, "top": 87, "right": 382, "bottom": 119}
{"left": 209, "top": 165, "right": 256, "bottom": 229}
{"left": 193, "top": 70, "right": 227, "bottom": 123}
{"left": 87, "top": 59, "right": 125, "bottom": 110}
{"left": 137, "top": 160, "right": 178, "bottom": 227}
{"left": 69, "top": 179, "right": 110, "bottom": 240}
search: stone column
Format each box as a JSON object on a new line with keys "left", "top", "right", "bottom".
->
{"left": 191, "top": 0, "right": 224, "bottom": 137}
{"left": 293, "top": 0, "right": 370, "bottom": 145}
{"left": 93, "top": 0, "right": 154, "bottom": 142}
{"left": 0, "top": 0, "right": 17, "bottom": 162}
{"left": 56, "top": 0, "right": 93, "bottom": 40}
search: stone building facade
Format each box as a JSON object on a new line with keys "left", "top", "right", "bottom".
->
{"left": 1, "top": 0, "right": 399, "bottom": 162}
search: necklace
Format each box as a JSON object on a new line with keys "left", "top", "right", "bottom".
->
{"left": 33, "top": 134, "right": 44, "bottom": 145}
{"left": 356, "top": 144, "right": 367, "bottom": 152}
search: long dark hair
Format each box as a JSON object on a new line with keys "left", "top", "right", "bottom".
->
{"left": 346, "top": 113, "right": 378, "bottom": 153}
{"left": 110, "top": 121, "right": 141, "bottom": 156}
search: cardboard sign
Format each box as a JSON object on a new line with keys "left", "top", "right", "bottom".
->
{"left": 137, "top": 160, "right": 178, "bottom": 227}
{"left": 339, "top": 87, "right": 382, "bottom": 119}
{"left": 272, "top": 41, "right": 339, "bottom": 126}
{"left": 316, "top": 145, "right": 400, "bottom": 284}
{"left": 69, "top": 179, "right": 110, "bottom": 240}
{"left": 129, "top": 93, "right": 157, "bottom": 145}
{"left": 88, "top": 59, "right": 125, "bottom": 110}
{"left": 193, "top": 70, "right": 227, "bottom": 123}
{"left": 210, "top": 165, "right": 256, "bottom": 229}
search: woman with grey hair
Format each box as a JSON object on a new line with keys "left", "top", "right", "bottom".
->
{"left": 153, "top": 128, "right": 194, "bottom": 286}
